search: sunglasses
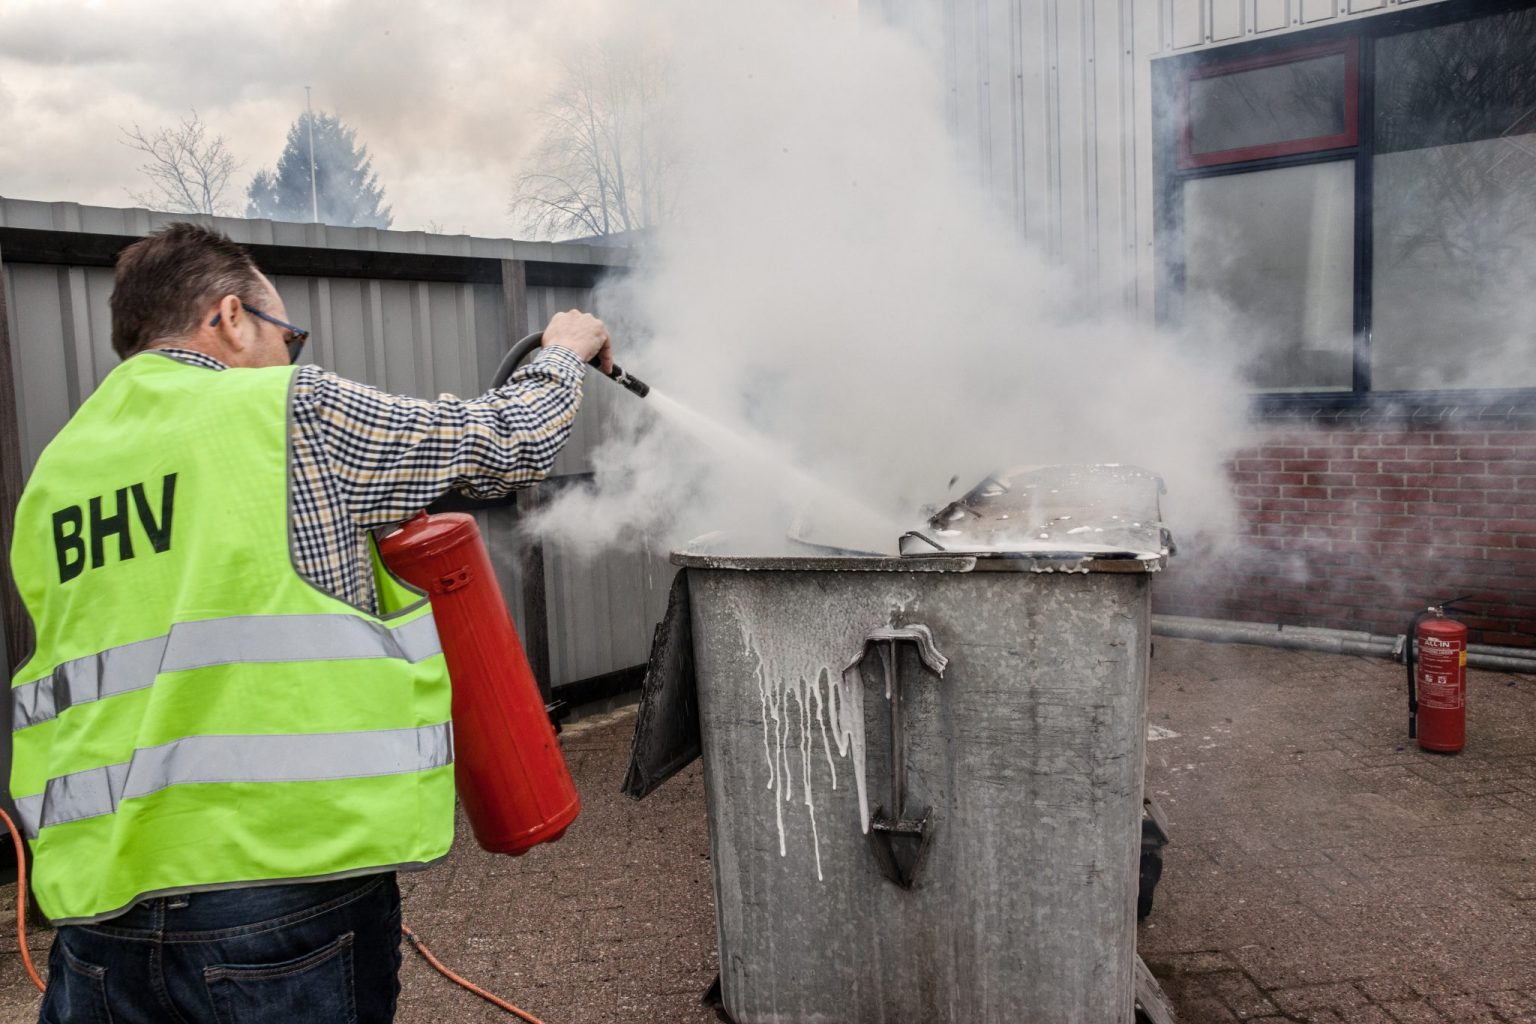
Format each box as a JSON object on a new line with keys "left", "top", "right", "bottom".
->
{"left": 210, "top": 303, "right": 310, "bottom": 364}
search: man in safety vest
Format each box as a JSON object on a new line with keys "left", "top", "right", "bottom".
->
{"left": 8, "top": 223, "right": 611, "bottom": 1023}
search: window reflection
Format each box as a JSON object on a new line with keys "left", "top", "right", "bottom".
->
{"left": 1188, "top": 54, "right": 1348, "bottom": 158}
{"left": 1184, "top": 161, "right": 1355, "bottom": 392}
{"left": 1373, "top": 10, "right": 1536, "bottom": 390}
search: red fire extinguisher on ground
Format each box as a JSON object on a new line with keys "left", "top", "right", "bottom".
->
{"left": 1406, "top": 600, "right": 1469, "bottom": 754}
{"left": 380, "top": 511, "right": 581, "bottom": 853}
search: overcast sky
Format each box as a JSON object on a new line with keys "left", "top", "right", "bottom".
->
{"left": 0, "top": 0, "right": 651, "bottom": 236}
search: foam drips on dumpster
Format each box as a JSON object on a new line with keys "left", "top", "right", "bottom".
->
{"left": 729, "top": 594, "right": 900, "bottom": 881}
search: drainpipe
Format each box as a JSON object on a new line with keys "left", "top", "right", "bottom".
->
{"left": 1152, "top": 615, "right": 1536, "bottom": 675}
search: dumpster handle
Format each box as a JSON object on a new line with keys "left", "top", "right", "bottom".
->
{"left": 845, "top": 624, "right": 946, "bottom": 889}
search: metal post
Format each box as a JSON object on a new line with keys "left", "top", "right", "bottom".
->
{"left": 306, "top": 86, "right": 319, "bottom": 224}
{"left": 0, "top": 243, "right": 33, "bottom": 888}
{"left": 0, "top": 244, "right": 31, "bottom": 672}
{"left": 500, "top": 259, "right": 552, "bottom": 701}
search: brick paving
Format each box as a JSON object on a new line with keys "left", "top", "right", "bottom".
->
{"left": 1140, "top": 638, "right": 1536, "bottom": 1024}
{"left": 0, "top": 637, "right": 1528, "bottom": 1022}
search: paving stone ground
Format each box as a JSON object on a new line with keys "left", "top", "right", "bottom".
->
{"left": 0, "top": 637, "right": 1529, "bottom": 1022}
{"left": 1139, "top": 638, "right": 1536, "bottom": 1024}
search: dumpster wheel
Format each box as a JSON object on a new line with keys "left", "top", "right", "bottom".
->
{"left": 1138, "top": 844, "right": 1164, "bottom": 919}
{"left": 1139, "top": 796, "right": 1170, "bottom": 921}
{"left": 702, "top": 974, "right": 733, "bottom": 1023}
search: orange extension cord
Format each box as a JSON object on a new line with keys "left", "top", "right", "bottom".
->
{"left": 0, "top": 806, "right": 545, "bottom": 1021}
{"left": 401, "top": 924, "right": 547, "bottom": 1024}
{"left": 0, "top": 805, "right": 44, "bottom": 993}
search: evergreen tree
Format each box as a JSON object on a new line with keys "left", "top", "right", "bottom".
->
{"left": 245, "top": 111, "right": 392, "bottom": 228}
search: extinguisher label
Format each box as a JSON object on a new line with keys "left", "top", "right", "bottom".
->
{"left": 1418, "top": 670, "right": 1463, "bottom": 710}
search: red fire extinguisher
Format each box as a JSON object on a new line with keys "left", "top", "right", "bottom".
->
{"left": 1406, "top": 601, "right": 1468, "bottom": 754}
{"left": 380, "top": 511, "right": 581, "bottom": 854}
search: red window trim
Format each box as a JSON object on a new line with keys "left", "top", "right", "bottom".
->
{"left": 1178, "top": 39, "right": 1360, "bottom": 170}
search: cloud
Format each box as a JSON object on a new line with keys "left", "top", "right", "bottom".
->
{"left": 0, "top": 0, "right": 616, "bottom": 231}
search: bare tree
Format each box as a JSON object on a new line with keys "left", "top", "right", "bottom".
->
{"left": 510, "top": 43, "right": 676, "bottom": 240}
{"left": 122, "top": 110, "right": 241, "bottom": 216}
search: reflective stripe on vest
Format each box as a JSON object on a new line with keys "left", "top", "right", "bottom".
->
{"left": 12, "top": 722, "right": 452, "bottom": 838}
{"left": 12, "top": 613, "right": 442, "bottom": 731}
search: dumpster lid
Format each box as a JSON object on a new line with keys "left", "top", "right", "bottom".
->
{"left": 897, "top": 464, "right": 1170, "bottom": 571}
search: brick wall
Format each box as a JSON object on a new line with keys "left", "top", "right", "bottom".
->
{"left": 1154, "top": 419, "right": 1536, "bottom": 646}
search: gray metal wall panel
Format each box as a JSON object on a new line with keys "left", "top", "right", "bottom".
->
{"left": 1212, "top": 0, "right": 1246, "bottom": 39}
{"left": 1018, "top": 2, "right": 1053, "bottom": 246}
{"left": 1159, "top": 0, "right": 1450, "bottom": 50}
{"left": 544, "top": 541, "right": 673, "bottom": 687}
{"left": 307, "top": 278, "right": 373, "bottom": 383}
{"left": 11, "top": 265, "right": 79, "bottom": 474}
{"left": 950, "top": 0, "right": 985, "bottom": 197}
{"left": 981, "top": 0, "right": 1014, "bottom": 215}
{"left": 1303, "top": 0, "right": 1341, "bottom": 22}
{"left": 1057, "top": 0, "right": 1092, "bottom": 276}
{"left": 868, "top": 0, "right": 1455, "bottom": 323}
{"left": 1133, "top": 0, "right": 1163, "bottom": 317}
{"left": 0, "top": 199, "right": 660, "bottom": 692}
{"left": 2, "top": 272, "right": 560, "bottom": 469}
{"left": 1255, "top": 0, "right": 1293, "bottom": 32}
{"left": 1171, "top": 0, "right": 1206, "bottom": 48}
{"left": 557, "top": 546, "right": 616, "bottom": 683}
{"left": 881, "top": 0, "right": 1148, "bottom": 303}
{"left": 1094, "top": 0, "right": 1136, "bottom": 304}
{"left": 1, "top": 263, "right": 16, "bottom": 673}
{"left": 472, "top": 284, "right": 507, "bottom": 391}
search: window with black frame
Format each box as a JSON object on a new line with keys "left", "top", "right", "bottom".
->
{"left": 1160, "top": 2, "right": 1536, "bottom": 397}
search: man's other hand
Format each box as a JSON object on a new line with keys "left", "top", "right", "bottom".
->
{"left": 542, "top": 310, "right": 613, "bottom": 374}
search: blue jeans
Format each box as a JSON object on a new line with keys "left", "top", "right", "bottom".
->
{"left": 38, "top": 873, "right": 403, "bottom": 1024}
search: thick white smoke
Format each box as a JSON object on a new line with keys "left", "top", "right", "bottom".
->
{"left": 533, "top": 1, "right": 1250, "bottom": 557}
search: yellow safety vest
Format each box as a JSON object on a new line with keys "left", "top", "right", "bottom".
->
{"left": 8, "top": 353, "right": 454, "bottom": 924}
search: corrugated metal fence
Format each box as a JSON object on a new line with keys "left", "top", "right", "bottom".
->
{"left": 0, "top": 198, "right": 671, "bottom": 699}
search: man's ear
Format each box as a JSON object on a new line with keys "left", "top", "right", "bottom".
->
{"left": 212, "top": 295, "right": 249, "bottom": 353}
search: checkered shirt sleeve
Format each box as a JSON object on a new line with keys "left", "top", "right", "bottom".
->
{"left": 158, "top": 346, "right": 585, "bottom": 612}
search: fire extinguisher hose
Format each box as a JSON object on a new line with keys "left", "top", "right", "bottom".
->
{"left": 0, "top": 807, "right": 550, "bottom": 1020}
{"left": 1406, "top": 610, "right": 1427, "bottom": 740}
{"left": 492, "top": 332, "right": 650, "bottom": 398}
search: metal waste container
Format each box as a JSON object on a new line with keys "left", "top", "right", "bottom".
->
{"left": 674, "top": 466, "right": 1167, "bottom": 1024}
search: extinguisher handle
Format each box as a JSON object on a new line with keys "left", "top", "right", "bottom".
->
{"left": 492, "top": 332, "right": 650, "bottom": 399}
